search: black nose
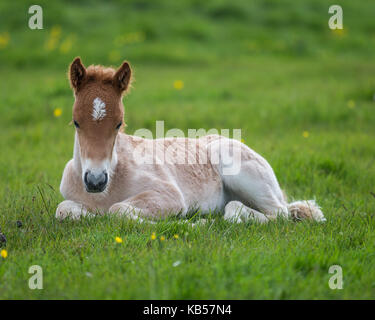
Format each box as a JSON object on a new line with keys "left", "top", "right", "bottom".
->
{"left": 84, "top": 170, "right": 108, "bottom": 193}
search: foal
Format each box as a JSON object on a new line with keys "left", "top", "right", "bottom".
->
{"left": 56, "top": 57, "right": 326, "bottom": 223}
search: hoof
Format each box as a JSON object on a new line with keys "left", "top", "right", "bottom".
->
{"left": 56, "top": 200, "right": 87, "bottom": 220}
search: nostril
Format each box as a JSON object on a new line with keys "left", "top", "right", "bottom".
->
{"left": 96, "top": 172, "right": 108, "bottom": 189}
{"left": 84, "top": 171, "right": 89, "bottom": 185}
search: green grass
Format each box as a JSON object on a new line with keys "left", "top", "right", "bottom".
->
{"left": 0, "top": 0, "right": 375, "bottom": 299}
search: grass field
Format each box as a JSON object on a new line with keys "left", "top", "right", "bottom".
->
{"left": 0, "top": 0, "right": 375, "bottom": 299}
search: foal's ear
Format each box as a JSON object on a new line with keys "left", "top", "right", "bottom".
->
{"left": 113, "top": 61, "right": 132, "bottom": 93}
{"left": 69, "top": 57, "right": 86, "bottom": 90}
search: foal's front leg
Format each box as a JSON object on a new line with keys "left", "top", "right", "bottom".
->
{"left": 108, "top": 189, "right": 186, "bottom": 222}
{"left": 56, "top": 200, "right": 90, "bottom": 220}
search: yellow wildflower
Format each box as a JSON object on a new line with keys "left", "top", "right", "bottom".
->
{"left": 332, "top": 28, "right": 346, "bottom": 37}
{"left": 160, "top": 236, "right": 165, "bottom": 241}
{"left": 173, "top": 234, "right": 179, "bottom": 239}
{"left": 45, "top": 26, "right": 61, "bottom": 51}
{"left": 151, "top": 232, "right": 156, "bottom": 240}
{"left": 109, "top": 50, "right": 121, "bottom": 63}
{"left": 302, "top": 131, "right": 309, "bottom": 138}
{"left": 173, "top": 80, "right": 184, "bottom": 90}
{"left": 347, "top": 100, "right": 355, "bottom": 109}
{"left": 53, "top": 108, "right": 62, "bottom": 117}
{"left": 114, "top": 31, "right": 145, "bottom": 47}
{"left": 1, "top": 249, "right": 7, "bottom": 258}
{"left": 51, "top": 26, "right": 62, "bottom": 38}
{"left": 115, "top": 237, "right": 123, "bottom": 244}
{"left": 59, "top": 36, "right": 74, "bottom": 54}
{"left": 0, "top": 32, "right": 10, "bottom": 49}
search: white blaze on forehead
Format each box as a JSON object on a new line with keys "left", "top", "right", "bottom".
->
{"left": 92, "top": 97, "right": 106, "bottom": 121}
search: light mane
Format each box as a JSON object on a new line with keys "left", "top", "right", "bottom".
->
{"left": 84, "top": 65, "right": 133, "bottom": 93}
{"left": 86, "top": 65, "right": 116, "bottom": 83}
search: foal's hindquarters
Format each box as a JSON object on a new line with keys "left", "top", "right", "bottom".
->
{"left": 207, "top": 136, "right": 325, "bottom": 223}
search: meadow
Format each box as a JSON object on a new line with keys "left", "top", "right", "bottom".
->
{"left": 0, "top": 0, "right": 374, "bottom": 299}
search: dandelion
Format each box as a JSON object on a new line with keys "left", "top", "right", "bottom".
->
{"left": 109, "top": 50, "right": 121, "bottom": 63}
{"left": 332, "top": 28, "right": 346, "bottom": 37}
{"left": 302, "top": 131, "right": 309, "bottom": 138}
{"left": 51, "top": 26, "right": 62, "bottom": 38}
{"left": 115, "top": 236, "right": 123, "bottom": 244}
{"left": 53, "top": 108, "right": 62, "bottom": 117}
{"left": 173, "top": 80, "right": 184, "bottom": 90}
{"left": 151, "top": 232, "right": 156, "bottom": 240}
{"left": 130, "top": 31, "right": 146, "bottom": 44}
{"left": 45, "top": 25, "right": 61, "bottom": 51}
{"left": 347, "top": 100, "right": 355, "bottom": 109}
{"left": 1, "top": 249, "right": 7, "bottom": 259}
{"left": 241, "top": 138, "right": 245, "bottom": 144}
{"left": 46, "top": 38, "right": 58, "bottom": 51}
{"left": 160, "top": 235, "right": 165, "bottom": 241}
{"left": 114, "top": 31, "right": 145, "bottom": 47}
{"left": 0, "top": 32, "right": 10, "bottom": 49}
{"left": 173, "top": 234, "right": 179, "bottom": 239}
{"left": 59, "top": 35, "right": 75, "bottom": 54}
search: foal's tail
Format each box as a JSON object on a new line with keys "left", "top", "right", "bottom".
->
{"left": 287, "top": 199, "right": 326, "bottom": 222}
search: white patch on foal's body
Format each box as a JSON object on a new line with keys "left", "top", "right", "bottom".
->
{"left": 92, "top": 97, "right": 106, "bottom": 121}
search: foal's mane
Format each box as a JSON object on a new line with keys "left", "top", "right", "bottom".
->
{"left": 84, "top": 65, "right": 133, "bottom": 94}
{"left": 86, "top": 65, "right": 117, "bottom": 84}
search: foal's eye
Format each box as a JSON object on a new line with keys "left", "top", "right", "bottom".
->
{"left": 73, "top": 120, "right": 80, "bottom": 128}
{"left": 116, "top": 121, "right": 122, "bottom": 130}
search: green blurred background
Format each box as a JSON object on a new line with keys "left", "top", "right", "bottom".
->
{"left": 2, "top": 0, "right": 375, "bottom": 68}
{"left": 1, "top": 0, "right": 374, "bottom": 197}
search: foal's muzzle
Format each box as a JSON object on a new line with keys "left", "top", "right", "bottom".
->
{"left": 84, "top": 170, "right": 108, "bottom": 193}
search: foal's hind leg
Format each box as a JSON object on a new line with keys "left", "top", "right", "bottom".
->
{"left": 108, "top": 187, "right": 187, "bottom": 222}
{"left": 224, "top": 201, "right": 269, "bottom": 224}
{"left": 209, "top": 139, "right": 289, "bottom": 221}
